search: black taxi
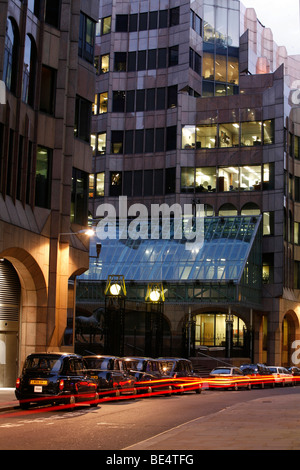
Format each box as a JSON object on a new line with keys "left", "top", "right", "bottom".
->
{"left": 15, "top": 353, "right": 99, "bottom": 410}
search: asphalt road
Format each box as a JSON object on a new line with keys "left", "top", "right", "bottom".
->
{"left": 0, "top": 386, "right": 299, "bottom": 451}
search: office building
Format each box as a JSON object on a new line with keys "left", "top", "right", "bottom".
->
{"left": 77, "top": 0, "right": 300, "bottom": 367}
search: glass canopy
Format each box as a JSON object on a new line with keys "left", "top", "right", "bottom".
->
{"left": 80, "top": 216, "right": 262, "bottom": 285}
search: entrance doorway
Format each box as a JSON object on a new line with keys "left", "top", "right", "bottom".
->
{"left": 282, "top": 313, "right": 296, "bottom": 367}
{"left": 0, "top": 259, "right": 21, "bottom": 387}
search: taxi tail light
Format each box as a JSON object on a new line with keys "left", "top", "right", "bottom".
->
{"left": 59, "top": 379, "right": 65, "bottom": 391}
{"left": 16, "top": 378, "right": 21, "bottom": 389}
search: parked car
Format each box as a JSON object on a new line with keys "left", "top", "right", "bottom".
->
{"left": 15, "top": 353, "right": 99, "bottom": 410}
{"left": 209, "top": 367, "right": 251, "bottom": 390}
{"left": 159, "top": 357, "right": 202, "bottom": 394}
{"left": 84, "top": 355, "right": 136, "bottom": 397}
{"left": 267, "top": 366, "right": 295, "bottom": 386}
{"left": 288, "top": 367, "right": 300, "bottom": 384}
{"left": 240, "top": 363, "right": 275, "bottom": 389}
{"left": 123, "top": 356, "right": 173, "bottom": 395}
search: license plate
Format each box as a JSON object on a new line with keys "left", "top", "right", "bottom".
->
{"left": 34, "top": 386, "right": 43, "bottom": 393}
{"left": 30, "top": 380, "right": 48, "bottom": 386}
{"left": 91, "top": 376, "right": 98, "bottom": 380}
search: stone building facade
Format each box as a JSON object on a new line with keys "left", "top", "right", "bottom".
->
{"left": 0, "top": 0, "right": 98, "bottom": 386}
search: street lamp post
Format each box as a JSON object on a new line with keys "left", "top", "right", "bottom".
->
{"left": 225, "top": 307, "right": 234, "bottom": 358}
{"left": 104, "top": 275, "right": 126, "bottom": 356}
{"left": 145, "top": 283, "right": 165, "bottom": 357}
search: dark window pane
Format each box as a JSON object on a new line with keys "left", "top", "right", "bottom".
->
{"left": 144, "top": 170, "right": 153, "bottom": 196}
{"left": 167, "top": 85, "right": 177, "bottom": 108}
{"left": 166, "top": 126, "right": 177, "bottom": 151}
{"left": 45, "top": 0, "right": 61, "bottom": 28}
{"left": 125, "top": 130, "right": 134, "bottom": 154}
{"left": 139, "top": 12, "right": 148, "bottom": 31}
{"left": 165, "top": 168, "right": 176, "bottom": 194}
{"left": 147, "top": 49, "right": 157, "bottom": 69}
{"left": 78, "top": 13, "right": 95, "bottom": 64}
{"left": 169, "top": 7, "right": 180, "bottom": 26}
{"left": 110, "top": 172, "right": 122, "bottom": 196}
{"left": 154, "top": 169, "right": 164, "bottom": 195}
{"left": 123, "top": 171, "right": 132, "bottom": 196}
{"left": 137, "top": 50, "right": 146, "bottom": 70}
{"left": 146, "top": 89, "right": 155, "bottom": 111}
{"left": 136, "top": 89, "right": 145, "bottom": 112}
{"left": 116, "top": 15, "right": 128, "bottom": 32}
{"left": 112, "top": 91, "right": 125, "bottom": 112}
{"left": 157, "top": 48, "right": 167, "bottom": 68}
{"left": 149, "top": 11, "right": 158, "bottom": 30}
{"left": 145, "top": 129, "right": 154, "bottom": 152}
{"left": 133, "top": 170, "right": 143, "bottom": 196}
{"left": 169, "top": 45, "right": 179, "bottom": 66}
{"left": 194, "top": 51, "right": 201, "bottom": 75}
{"left": 114, "top": 52, "right": 127, "bottom": 71}
{"left": 126, "top": 90, "right": 135, "bottom": 113}
{"left": 159, "top": 10, "right": 168, "bottom": 28}
{"left": 111, "top": 131, "right": 124, "bottom": 154}
{"left": 3, "top": 18, "right": 19, "bottom": 94}
{"left": 128, "top": 51, "right": 136, "bottom": 72}
{"left": 75, "top": 95, "right": 91, "bottom": 142}
{"left": 40, "top": 65, "right": 56, "bottom": 114}
{"left": 156, "top": 88, "right": 166, "bottom": 110}
{"left": 135, "top": 130, "right": 144, "bottom": 153}
{"left": 155, "top": 128, "right": 165, "bottom": 152}
{"left": 129, "top": 14, "right": 138, "bottom": 32}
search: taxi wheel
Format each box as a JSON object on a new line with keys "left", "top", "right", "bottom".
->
{"left": 68, "top": 395, "right": 76, "bottom": 410}
{"left": 90, "top": 392, "right": 99, "bottom": 407}
{"left": 20, "top": 401, "right": 30, "bottom": 410}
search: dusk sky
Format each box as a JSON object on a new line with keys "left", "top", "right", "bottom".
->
{"left": 241, "top": 0, "right": 300, "bottom": 55}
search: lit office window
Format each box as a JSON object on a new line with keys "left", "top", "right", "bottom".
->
{"left": 218, "top": 167, "right": 239, "bottom": 192}
{"left": 99, "top": 92, "right": 108, "bottom": 114}
{"left": 219, "top": 123, "right": 239, "bottom": 147}
{"left": 196, "top": 125, "right": 217, "bottom": 148}
{"left": 195, "top": 167, "right": 216, "bottom": 192}
{"left": 241, "top": 121, "right": 262, "bottom": 146}
{"left": 182, "top": 125, "right": 196, "bottom": 149}
{"left": 263, "top": 119, "right": 275, "bottom": 145}
{"left": 96, "top": 172, "right": 105, "bottom": 197}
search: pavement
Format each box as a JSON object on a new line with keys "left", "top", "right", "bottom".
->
{"left": 2, "top": 387, "right": 300, "bottom": 450}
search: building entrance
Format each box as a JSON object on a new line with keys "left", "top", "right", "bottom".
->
{"left": 0, "top": 259, "right": 21, "bottom": 387}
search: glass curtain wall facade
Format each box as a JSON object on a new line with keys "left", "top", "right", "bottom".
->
{"left": 203, "top": 0, "right": 239, "bottom": 96}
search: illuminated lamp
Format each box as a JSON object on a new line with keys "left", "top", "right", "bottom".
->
{"left": 110, "top": 283, "right": 121, "bottom": 296}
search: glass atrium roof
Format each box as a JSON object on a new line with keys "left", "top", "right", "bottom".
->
{"left": 80, "top": 216, "right": 262, "bottom": 285}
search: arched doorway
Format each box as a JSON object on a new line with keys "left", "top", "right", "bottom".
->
{"left": 0, "top": 259, "right": 21, "bottom": 387}
{"left": 282, "top": 312, "right": 298, "bottom": 367}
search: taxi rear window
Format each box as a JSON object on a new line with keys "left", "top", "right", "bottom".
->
{"left": 23, "top": 356, "right": 63, "bottom": 373}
